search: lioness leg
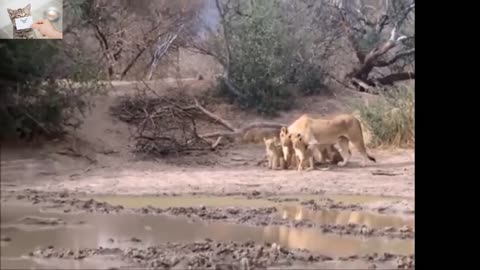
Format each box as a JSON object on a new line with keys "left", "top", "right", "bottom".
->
{"left": 306, "top": 156, "right": 315, "bottom": 171}
{"left": 337, "top": 137, "right": 351, "bottom": 167}
{"left": 318, "top": 146, "right": 329, "bottom": 163}
{"left": 351, "top": 140, "right": 376, "bottom": 167}
{"left": 310, "top": 144, "right": 323, "bottom": 163}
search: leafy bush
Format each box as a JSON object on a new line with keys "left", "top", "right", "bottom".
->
{"left": 218, "top": 0, "right": 293, "bottom": 115}
{"left": 0, "top": 41, "right": 105, "bottom": 141}
{"left": 295, "top": 64, "right": 329, "bottom": 96}
{"left": 356, "top": 84, "right": 414, "bottom": 147}
{"left": 209, "top": 0, "right": 338, "bottom": 115}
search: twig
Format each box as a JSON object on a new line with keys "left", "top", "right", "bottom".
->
{"left": 371, "top": 170, "right": 400, "bottom": 176}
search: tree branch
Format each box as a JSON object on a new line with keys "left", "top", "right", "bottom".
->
{"left": 193, "top": 99, "right": 236, "bottom": 132}
{"left": 120, "top": 46, "right": 146, "bottom": 80}
{"left": 215, "top": 0, "right": 233, "bottom": 74}
{"left": 376, "top": 14, "right": 389, "bottom": 33}
{"left": 200, "top": 122, "right": 285, "bottom": 139}
{"left": 376, "top": 48, "right": 415, "bottom": 67}
{"left": 90, "top": 21, "right": 115, "bottom": 77}
{"left": 376, "top": 72, "right": 415, "bottom": 85}
{"left": 336, "top": 7, "right": 366, "bottom": 62}
{"left": 395, "top": 2, "right": 415, "bottom": 29}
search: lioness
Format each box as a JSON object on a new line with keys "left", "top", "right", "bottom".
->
{"left": 285, "top": 114, "right": 376, "bottom": 167}
{"left": 263, "top": 137, "right": 285, "bottom": 170}
{"left": 291, "top": 133, "right": 315, "bottom": 171}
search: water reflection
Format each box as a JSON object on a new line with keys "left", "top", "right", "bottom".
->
{"left": 2, "top": 203, "right": 413, "bottom": 261}
{"left": 279, "top": 206, "right": 414, "bottom": 229}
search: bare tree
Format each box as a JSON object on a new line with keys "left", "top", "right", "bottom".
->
{"left": 332, "top": 0, "right": 415, "bottom": 91}
{"left": 64, "top": 0, "right": 201, "bottom": 80}
{"left": 183, "top": 0, "right": 247, "bottom": 98}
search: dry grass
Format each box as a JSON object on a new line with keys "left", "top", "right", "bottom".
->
{"left": 356, "top": 83, "right": 414, "bottom": 148}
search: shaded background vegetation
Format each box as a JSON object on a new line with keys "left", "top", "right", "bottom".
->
{"left": 0, "top": 0, "right": 414, "bottom": 147}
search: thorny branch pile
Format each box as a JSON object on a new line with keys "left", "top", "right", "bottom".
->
{"left": 110, "top": 83, "right": 284, "bottom": 157}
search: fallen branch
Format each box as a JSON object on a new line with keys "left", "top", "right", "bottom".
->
{"left": 200, "top": 122, "right": 285, "bottom": 139}
{"left": 193, "top": 99, "right": 236, "bottom": 131}
{"left": 371, "top": 170, "right": 401, "bottom": 176}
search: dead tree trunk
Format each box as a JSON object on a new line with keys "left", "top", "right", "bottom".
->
{"left": 336, "top": 1, "right": 415, "bottom": 92}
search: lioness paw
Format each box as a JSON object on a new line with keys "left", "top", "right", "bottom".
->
{"left": 338, "top": 161, "right": 347, "bottom": 167}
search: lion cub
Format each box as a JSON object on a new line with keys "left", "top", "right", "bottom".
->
{"left": 281, "top": 126, "right": 342, "bottom": 167}
{"left": 279, "top": 127, "right": 297, "bottom": 169}
{"left": 263, "top": 137, "right": 285, "bottom": 170}
{"left": 291, "top": 133, "right": 315, "bottom": 171}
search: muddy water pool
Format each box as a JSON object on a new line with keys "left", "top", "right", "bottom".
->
{"left": 1, "top": 198, "right": 413, "bottom": 269}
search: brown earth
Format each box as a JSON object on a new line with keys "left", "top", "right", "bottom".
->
{"left": 0, "top": 79, "right": 414, "bottom": 203}
{"left": 0, "top": 79, "right": 414, "bottom": 269}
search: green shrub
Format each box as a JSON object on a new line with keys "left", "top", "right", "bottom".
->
{"left": 0, "top": 41, "right": 104, "bottom": 141}
{"left": 356, "top": 84, "right": 414, "bottom": 147}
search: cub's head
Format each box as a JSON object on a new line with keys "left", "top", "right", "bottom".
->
{"left": 292, "top": 133, "right": 308, "bottom": 151}
{"left": 7, "top": 4, "right": 31, "bottom": 22}
{"left": 279, "top": 127, "right": 292, "bottom": 147}
{"left": 263, "top": 136, "right": 280, "bottom": 151}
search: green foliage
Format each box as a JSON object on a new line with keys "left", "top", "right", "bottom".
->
{"left": 0, "top": 41, "right": 105, "bottom": 141}
{"left": 295, "top": 64, "right": 328, "bottom": 96}
{"left": 212, "top": 0, "right": 336, "bottom": 115}
{"left": 356, "top": 84, "right": 414, "bottom": 148}
{"left": 219, "top": 0, "right": 293, "bottom": 115}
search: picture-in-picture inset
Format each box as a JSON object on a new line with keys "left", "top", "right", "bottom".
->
{"left": 1, "top": 0, "right": 62, "bottom": 39}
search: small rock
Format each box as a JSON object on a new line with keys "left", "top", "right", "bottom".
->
{"left": 360, "top": 225, "right": 370, "bottom": 234}
{"left": 131, "top": 237, "right": 142, "bottom": 243}
{"left": 384, "top": 226, "right": 395, "bottom": 232}
{"left": 400, "top": 225, "right": 412, "bottom": 233}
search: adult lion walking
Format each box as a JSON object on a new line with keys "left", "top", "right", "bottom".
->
{"left": 285, "top": 114, "right": 376, "bottom": 167}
